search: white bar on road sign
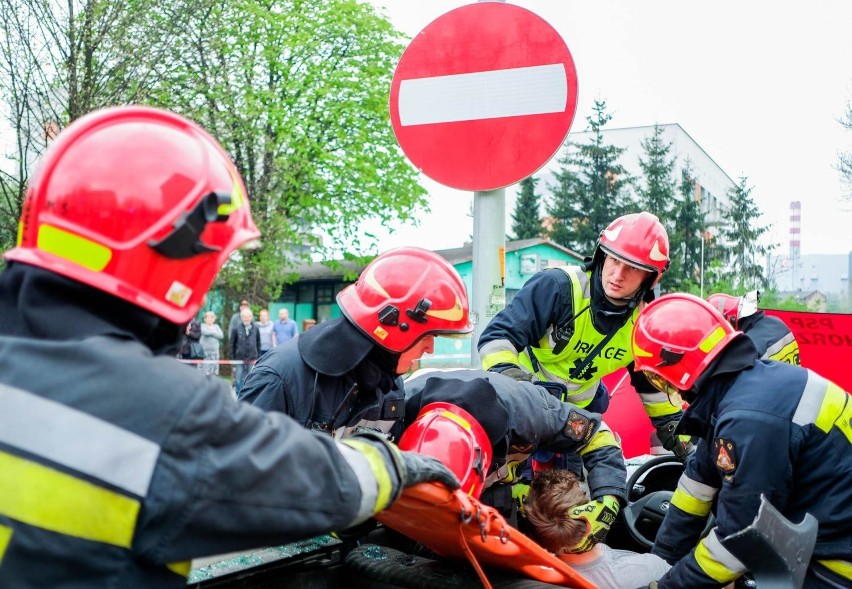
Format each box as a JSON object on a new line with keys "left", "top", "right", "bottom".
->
{"left": 398, "top": 63, "right": 567, "bottom": 126}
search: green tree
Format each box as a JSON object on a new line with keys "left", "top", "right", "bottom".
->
{"left": 636, "top": 124, "right": 676, "bottom": 220}
{"left": 718, "top": 176, "right": 774, "bottom": 290}
{"left": 511, "top": 176, "right": 543, "bottom": 240}
{"left": 546, "top": 99, "right": 634, "bottom": 254}
{"left": 662, "top": 161, "right": 707, "bottom": 292}
{"left": 156, "top": 0, "right": 425, "bottom": 305}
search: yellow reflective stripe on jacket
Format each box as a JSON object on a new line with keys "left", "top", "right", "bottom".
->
{"left": 694, "top": 529, "right": 746, "bottom": 583}
{"left": 793, "top": 372, "right": 852, "bottom": 444}
{"left": 0, "top": 524, "right": 11, "bottom": 565}
{"left": 0, "top": 383, "right": 160, "bottom": 497}
{"left": 817, "top": 559, "right": 852, "bottom": 581}
{"left": 763, "top": 333, "right": 800, "bottom": 365}
{"left": 639, "top": 390, "right": 682, "bottom": 418}
{"left": 340, "top": 440, "right": 393, "bottom": 513}
{"left": 479, "top": 343, "right": 520, "bottom": 371}
{"left": 578, "top": 426, "right": 618, "bottom": 456}
{"left": 670, "top": 474, "right": 717, "bottom": 517}
{"left": 166, "top": 560, "right": 192, "bottom": 578}
{"left": 0, "top": 450, "right": 140, "bottom": 548}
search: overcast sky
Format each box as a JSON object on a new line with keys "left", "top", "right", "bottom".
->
{"left": 365, "top": 0, "right": 852, "bottom": 257}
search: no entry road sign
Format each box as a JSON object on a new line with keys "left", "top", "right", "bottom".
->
{"left": 389, "top": 3, "right": 578, "bottom": 192}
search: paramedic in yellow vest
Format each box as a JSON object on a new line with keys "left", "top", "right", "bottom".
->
{"left": 478, "top": 212, "right": 691, "bottom": 458}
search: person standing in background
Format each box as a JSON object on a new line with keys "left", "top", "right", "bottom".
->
{"left": 228, "top": 299, "right": 250, "bottom": 336}
{"left": 200, "top": 311, "right": 224, "bottom": 376}
{"left": 230, "top": 308, "right": 260, "bottom": 397}
{"left": 256, "top": 308, "right": 275, "bottom": 357}
{"left": 273, "top": 307, "right": 297, "bottom": 347}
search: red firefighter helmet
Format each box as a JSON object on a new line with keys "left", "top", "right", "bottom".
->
{"left": 707, "top": 290, "right": 760, "bottom": 329}
{"left": 399, "top": 402, "right": 492, "bottom": 499}
{"left": 595, "top": 212, "right": 670, "bottom": 288}
{"left": 5, "top": 106, "right": 259, "bottom": 325}
{"left": 632, "top": 293, "right": 740, "bottom": 393}
{"left": 337, "top": 247, "right": 472, "bottom": 353}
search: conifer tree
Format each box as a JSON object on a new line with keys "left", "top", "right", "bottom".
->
{"left": 718, "top": 176, "right": 774, "bottom": 290}
{"left": 662, "top": 161, "right": 706, "bottom": 293}
{"left": 511, "top": 176, "right": 543, "bottom": 240}
{"left": 636, "top": 124, "right": 676, "bottom": 220}
{"left": 546, "top": 100, "right": 634, "bottom": 254}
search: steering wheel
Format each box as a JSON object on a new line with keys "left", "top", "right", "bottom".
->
{"left": 621, "top": 455, "right": 686, "bottom": 550}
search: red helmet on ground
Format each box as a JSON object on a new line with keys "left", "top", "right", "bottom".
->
{"left": 595, "top": 212, "right": 670, "bottom": 288}
{"left": 707, "top": 290, "right": 760, "bottom": 329}
{"left": 632, "top": 293, "right": 740, "bottom": 394}
{"left": 399, "top": 402, "right": 492, "bottom": 499}
{"left": 337, "top": 247, "right": 472, "bottom": 353}
{"left": 5, "top": 106, "right": 260, "bottom": 325}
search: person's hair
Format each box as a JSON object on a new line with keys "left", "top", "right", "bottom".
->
{"left": 524, "top": 470, "right": 589, "bottom": 554}
{"left": 204, "top": 311, "right": 215, "bottom": 319}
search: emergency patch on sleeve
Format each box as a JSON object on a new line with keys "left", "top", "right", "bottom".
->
{"left": 714, "top": 437, "right": 737, "bottom": 474}
{"left": 565, "top": 410, "right": 591, "bottom": 442}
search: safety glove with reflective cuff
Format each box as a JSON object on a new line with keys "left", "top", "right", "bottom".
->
{"left": 566, "top": 494, "right": 620, "bottom": 553}
{"left": 487, "top": 362, "right": 534, "bottom": 382}
{"left": 656, "top": 420, "right": 695, "bottom": 460}
{"left": 512, "top": 482, "right": 530, "bottom": 516}
{"left": 342, "top": 431, "right": 460, "bottom": 513}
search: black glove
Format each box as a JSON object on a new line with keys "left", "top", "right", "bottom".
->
{"left": 488, "top": 362, "right": 534, "bottom": 382}
{"left": 343, "top": 431, "right": 460, "bottom": 512}
{"left": 656, "top": 421, "right": 695, "bottom": 460}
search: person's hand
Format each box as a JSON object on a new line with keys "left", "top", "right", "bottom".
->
{"left": 656, "top": 421, "right": 695, "bottom": 460}
{"left": 566, "top": 495, "right": 620, "bottom": 552}
{"left": 342, "top": 431, "right": 460, "bottom": 513}
{"left": 512, "top": 482, "right": 530, "bottom": 515}
{"left": 487, "top": 362, "right": 533, "bottom": 382}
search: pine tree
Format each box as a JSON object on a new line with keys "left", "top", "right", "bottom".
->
{"left": 662, "top": 161, "right": 706, "bottom": 293}
{"left": 718, "top": 176, "right": 774, "bottom": 290}
{"left": 546, "top": 100, "right": 635, "bottom": 254}
{"left": 636, "top": 124, "right": 676, "bottom": 220}
{"left": 511, "top": 176, "right": 543, "bottom": 240}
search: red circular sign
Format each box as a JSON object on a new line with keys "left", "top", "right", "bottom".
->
{"left": 389, "top": 3, "right": 578, "bottom": 192}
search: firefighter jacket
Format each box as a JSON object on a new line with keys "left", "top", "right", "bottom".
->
{"left": 0, "top": 265, "right": 405, "bottom": 588}
{"left": 239, "top": 317, "right": 405, "bottom": 439}
{"left": 652, "top": 338, "right": 852, "bottom": 589}
{"left": 404, "top": 369, "right": 628, "bottom": 504}
{"left": 740, "top": 310, "right": 801, "bottom": 365}
{"left": 477, "top": 265, "right": 682, "bottom": 428}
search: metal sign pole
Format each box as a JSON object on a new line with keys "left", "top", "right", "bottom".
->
{"left": 470, "top": 0, "right": 507, "bottom": 367}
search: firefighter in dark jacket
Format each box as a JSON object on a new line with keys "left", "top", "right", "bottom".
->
{"left": 0, "top": 106, "right": 459, "bottom": 588}
{"left": 707, "top": 289, "right": 800, "bottom": 365}
{"left": 238, "top": 246, "right": 473, "bottom": 441}
{"left": 478, "top": 212, "right": 693, "bottom": 462}
{"left": 632, "top": 293, "right": 852, "bottom": 589}
{"left": 404, "top": 368, "right": 628, "bottom": 549}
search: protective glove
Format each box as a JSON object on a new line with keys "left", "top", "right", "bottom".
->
{"left": 342, "top": 431, "right": 460, "bottom": 513}
{"left": 566, "top": 494, "right": 620, "bottom": 553}
{"left": 511, "top": 482, "right": 530, "bottom": 516}
{"left": 656, "top": 421, "right": 696, "bottom": 460}
{"left": 488, "top": 362, "right": 534, "bottom": 382}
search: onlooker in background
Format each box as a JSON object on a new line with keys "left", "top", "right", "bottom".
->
{"left": 273, "top": 307, "right": 297, "bottom": 347}
{"left": 230, "top": 308, "right": 260, "bottom": 397}
{"left": 200, "top": 311, "right": 224, "bottom": 376}
{"left": 525, "top": 469, "right": 670, "bottom": 589}
{"left": 228, "top": 299, "right": 250, "bottom": 336}
{"left": 256, "top": 308, "right": 275, "bottom": 357}
{"left": 178, "top": 316, "right": 202, "bottom": 362}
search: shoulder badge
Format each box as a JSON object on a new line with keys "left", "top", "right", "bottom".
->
{"left": 714, "top": 437, "right": 737, "bottom": 473}
{"left": 565, "top": 410, "right": 595, "bottom": 442}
